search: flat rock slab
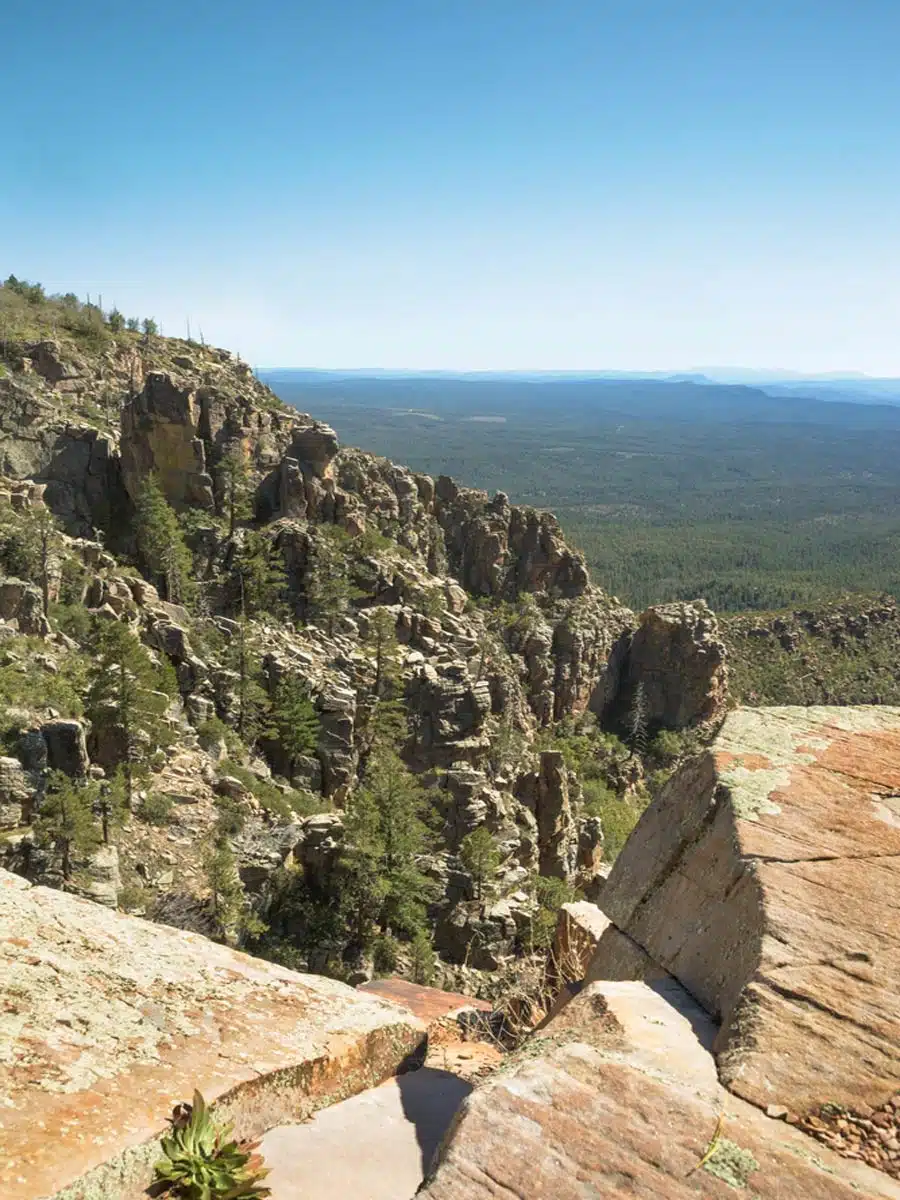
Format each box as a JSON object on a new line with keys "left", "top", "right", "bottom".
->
{"left": 0, "top": 871, "right": 425, "bottom": 1200}
{"left": 262, "top": 1068, "right": 472, "bottom": 1200}
{"left": 591, "top": 705, "right": 900, "bottom": 1115}
{"left": 358, "top": 978, "right": 491, "bottom": 1027}
{"left": 421, "top": 980, "right": 900, "bottom": 1200}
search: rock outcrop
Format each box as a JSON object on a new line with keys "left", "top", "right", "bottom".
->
{"left": 591, "top": 705, "right": 900, "bottom": 1117}
{"left": 602, "top": 598, "right": 728, "bottom": 733}
{"left": 0, "top": 869, "right": 425, "bottom": 1200}
{"left": 421, "top": 977, "right": 900, "bottom": 1199}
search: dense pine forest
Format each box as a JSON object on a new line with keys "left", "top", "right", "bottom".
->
{"left": 265, "top": 372, "right": 900, "bottom": 612}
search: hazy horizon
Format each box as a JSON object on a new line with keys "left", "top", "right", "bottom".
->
{"left": 6, "top": 2, "right": 900, "bottom": 373}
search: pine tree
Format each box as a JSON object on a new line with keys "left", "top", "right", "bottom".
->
{"left": 408, "top": 929, "right": 436, "bottom": 985}
{"left": 225, "top": 616, "right": 271, "bottom": 745}
{"left": 459, "top": 826, "right": 501, "bottom": 901}
{"left": 97, "top": 768, "right": 129, "bottom": 844}
{"left": 85, "top": 620, "right": 176, "bottom": 804}
{"left": 229, "top": 530, "right": 288, "bottom": 619}
{"left": 35, "top": 771, "right": 100, "bottom": 880}
{"left": 219, "top": 443, "right": 254, "bottom": 537}
{"left": 342, "top": 747, "right": 435, "bottom": 941}
{"left": 134, "top": 475, "right": 194, "bottom": 605}
{"left": 203, "top": 835, "right": 266, "bottom": 943}
{"left": 0, "top": 503, "right": 61, "bottom": 615}
{"left": 305, "top": 528, "right": 358, "bottom": 635}
{"left": 627, "top": 681, "right": 648, "bottom": 758}
{"left": 270, "top": 673, "right": 319, "bottom": 774}
{"left": 363, "top": 608, "right": 407, "bottom": 753}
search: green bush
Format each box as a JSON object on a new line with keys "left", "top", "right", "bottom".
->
{"left": 217, "top": 760, "right": 322, "bottom": 821}
{"left": 582, "top": 780, "right": 646, "bottom": 863}
{"left": 373, "top": 934, "right": 400, "bottom": 976}
{"left": 138, "top": 792, "right": 174, "bottom": 826}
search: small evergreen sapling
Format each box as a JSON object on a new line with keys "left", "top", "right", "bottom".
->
{"left": 459, "top": 826, "right": 501, "bottom": 901}
{"left": 34, "top": 771, "right": 100, "bottom": 880}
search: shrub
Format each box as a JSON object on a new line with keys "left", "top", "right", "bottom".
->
{"left": 582, "top": 780, "right": 646, "bottom": 863}
{"left": 372, "top": 934, "right": 400, "bottom": 977}
{"left": 138, "top": 792, "right": 174, "bottom": 826}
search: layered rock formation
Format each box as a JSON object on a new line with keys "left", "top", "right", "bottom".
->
{"left": 0, "top": 317, "right": 732, "bottom": 986}
{"left": 0, "top": 869, "right": 425, "bottom": 1200}
{"left": 592, "top": 705, "right": 900, "bottom": 1117}
{"left": 422, "top": 978, "right": 900, "bottom": 1199}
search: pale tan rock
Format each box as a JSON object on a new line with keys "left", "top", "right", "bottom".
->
{"left": 551, "top": 900, "right": 611, "bottom": 981}
{"left": 0, "top": 869, "right": 425, "bottom": 1200}
{"left": 421, "top": 979, "right": 900, "bottom": 1200}
{"left": 593, "top": 705, "right": 900, "bottom": 1115}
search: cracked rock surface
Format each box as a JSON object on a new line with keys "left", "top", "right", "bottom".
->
{"left": 592, "top": 705, "right": 900, "bottom": 1118}
{"left": 0, "top": 870, "right": 424, "bottom": 1200}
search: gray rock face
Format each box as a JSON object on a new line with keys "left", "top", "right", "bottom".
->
{"left": 603, "top": 600, "right": 728, "bottom": 733}
{"left": 0, "top": 756, "right": 37, "bottom": 828}
{"left": 0, "top": 577, "right": 48, "bottom": 635}
{"left": 407, "top": 662, "right": 492, "bottom": 766}
{"left": 120, "top": 373, "right": 215, "bottom": 509}
{"left": 41, "top": 719, "right": 90, "bottom": 778}
{"left": 515, "top": 751, "right": 579, "bottom": 879}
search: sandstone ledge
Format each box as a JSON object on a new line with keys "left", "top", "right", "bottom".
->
{"left": 421, "top": 979, "right": 900, "bottom": 1199}
{"left": 592, "top": 705, "right": 900, "bottom": 1116}
{"left": 0, "top": 871, "right": 425, "bottom": 1200}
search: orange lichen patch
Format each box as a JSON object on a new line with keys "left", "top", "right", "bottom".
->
{"left": 0, "top": 874, "right": 425, "bottom": 1200}
{"left": 714, "top": 751, "right": 774, "bottom": 772}
{"left": 358, "top": 978, "right": 492, "bottom": 1026}
{"left": 818, "top": 726, "right": 900, "bottom": 791}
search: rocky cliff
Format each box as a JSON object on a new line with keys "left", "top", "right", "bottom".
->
{"left": 420, "top": 705, "right": 900, "bottom": 1197}
{"left": 0, "top": 287, "right": 728, "bottom": 989}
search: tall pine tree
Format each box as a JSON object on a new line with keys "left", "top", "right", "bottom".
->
{"left": 134, "top": 475, "right": 194, "bottom": 605}
{"left": 218, "top": 442, "right": 254, "bottom": 537}
{"left": 85, "top": 620, "right": 176, "bottom": 803}
{"left": 34, "top": 771, "right": 100, "bottom": 880}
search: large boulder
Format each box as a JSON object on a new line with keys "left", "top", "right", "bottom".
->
{"left": 40, "top": 718, "right": 90, "bottom": 777}
{"left": 590, "top": 705, "right": 900, "bottom": 1117}
{"left": 603, "top": 599, "right": 727, "bottom": 733}
{"left": 0, "top": 869, "right": 425, "bottom": 1200}
{"left": 421, "top": 977, "right": 899, "bottom": 1199}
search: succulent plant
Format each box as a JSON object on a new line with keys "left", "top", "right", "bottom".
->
{"left": 153, "top": 1090, "right": 271, "bottom": 1199}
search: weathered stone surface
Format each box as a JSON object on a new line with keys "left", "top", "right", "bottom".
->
{"left": 358, "top": 977, "right": 492, "bottom": 1028}
{"left": 121, "top": 372, "right": 215, "bottom": 509}
{"left": 434, "top": 476, "right": 590, "bottom": 600}
{"left": 0, "top": 755, "right": 35, "bottom": 827}
{"left": 421, "top": 978, "right": 900, "bottom": 1200}
{"left": 585, "top": 923, "right": 672, "bottom": 984}
{"left": 515, "top": 750, "right": 578, "bottom": 878}
{"left": 594, "top": 705, "right": 900, "bottom": 1116}
{"left": 551, "top": 900, "right": 610, "bottom": 981}
{"left": 604, "top": 599, "right": 727, "bottom": 732}
{"left": 0, "top": 576, "right": 48, "bottom": 635}
{"left": 41, "top": 717, "right": 90, "bottom": 777}
{"left": 0, "top": 869, "right": 425, "bottom": 1200}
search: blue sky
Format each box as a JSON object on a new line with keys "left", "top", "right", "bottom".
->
{"left": 4, "top": 1, "right": 900, "bottom": 372}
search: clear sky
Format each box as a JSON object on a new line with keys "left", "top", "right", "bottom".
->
{"left": 4, "top": 1, "right": 900, "bottom": 372}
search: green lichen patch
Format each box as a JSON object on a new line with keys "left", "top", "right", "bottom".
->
{"left": 702, "top": 1138, "right": 759, "bottom": 1189}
